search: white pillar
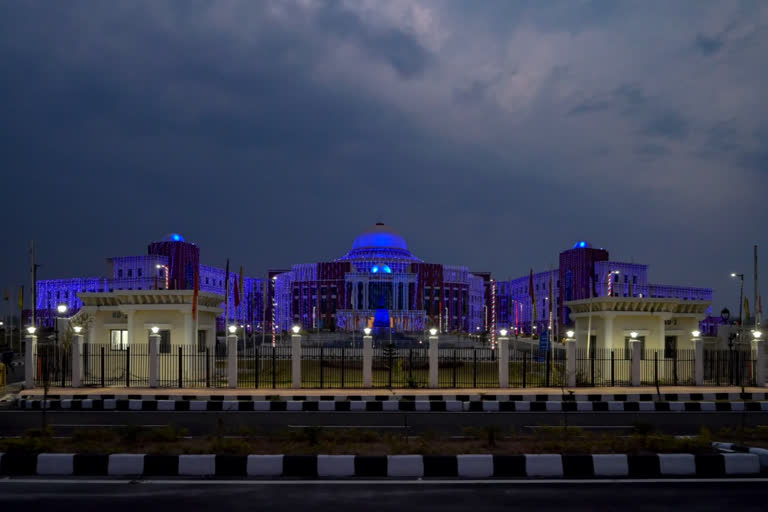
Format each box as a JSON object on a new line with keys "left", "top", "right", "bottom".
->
{"left": 149, "top": 333, "right": 160, "bottom": 388}
{"left": 752, "top": 338, "right": 766, "bottom": 387}
{"left": 363, "top": 335, "right": 373, "bottom": 388}
{"left": 291, "top": 333, "right": 301, "bottom": 389}
{"left": 428, "top": 335, "right": 439, "bottom": 388}
{"left": 566, "top": 339, "right": 577, "bottom": 387}
{"left": 603, "top": 314, "right": 614, "bottom": 349}
{"left": 227, "top": 334, "right": 238, "bottom": 388}
{"left": 24, "top": 334, "right": 37, "bottom": 388}
{"left": 72, "top": 334, "right": 84, "bottom": 388}
{"left": 184, "top": 311, "right": 194, "bottom": 348}
{"left": 498, "top": 336, "right": 509, "bottom": 388}
{"left": 630, "top": 339, "right": 642, "bottom": 386}
{"left": 693, "top": 337, "right": 704, "bottom": 386}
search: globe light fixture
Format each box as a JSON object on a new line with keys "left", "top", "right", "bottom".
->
{"left": 499, "top": 328, "right": 508, "bottom": 337}
{"left": 566, "top": 330, "right": 575, "bottom": 339}
{"left": 630, "top": 331, "right": 638, "bottom": 340}
{"left": 73, "top": 326, "right": 83, "bottom": 334}
{"left": 26, "top": 326, "right": 36, "bottom": 334}
{"left": 151, "top": 326, "right": 160, "bottom": 334}
{"left": 753, "top": 331, "right": 762, "bottom": 339}
{"left": 429, "top": 328, "right": 438, "bottom": 336}
{"left": 363, "top": 327, "right": 372, "bottom": 336}
{"left": 692, "top": 330, "right": 701, "bottom": 338}
{"left": 57, "top": 304, "right": 68, "bottom": 314}
{"left": 291, "top": 325, "right": 300, "bottom": 334}
{"left": 228, "top": 325, "right": 237, "bottom": 334}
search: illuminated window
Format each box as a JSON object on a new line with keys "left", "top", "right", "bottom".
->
{"left": 110, "top": 330, "right": 128, "bottom": 351}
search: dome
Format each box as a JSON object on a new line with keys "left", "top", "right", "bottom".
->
{"left": 352, "top": 223, "right": 408, "bottom": 251}
{"left": 163, "top": 233, "right": 185, "bottom": 242}
{"left": 573, "top": 240, "right": 591, "bottom": 249}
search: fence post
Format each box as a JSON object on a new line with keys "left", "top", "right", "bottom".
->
{"left": 100, "top": 347, "right": 105, "bottom": 388}
{"left": 522, "top": 352, "right": 527, "bottom": 388}
{"left": 363, "top": 334, "right": 373, "bottom": 388}
{"left": 178, "top": 346, "right": 183, "bottom": 388}
{"left": 693, "top": 337, "right": 704, "bottom": 386}
{"left": 227, "top": 334, "right": 238, "bottom": 388}
{"left": 205, "top": 347, "right": 210, "bottom": 388}
{"left": 24, "top": 333, "right": 37, "bottom": 389}
{"left": 498, "top": 335, "right": 509, "bottom": 388}
{"left": 320, "top": 346, "right": 324, "bottom": 389}
{"left": 545, "top": 350, "right": 551, "bottom": 387}
{"left": 290, "top": 333, "right": 301, "bottom": 389}
{"left": 72, "top": 334, "right": 83, "bottom": 388}
{"left": 254, "top": 346, "right": 259, "bottom": 389}
{"left": 630, "top": 340, "right": 642, "bottom": 386}
{"left": 673, "top": 350, "right": 678, "bottom": 385}
{"left": 428, "top": 334, "right": 439, "bottom": 388}
{"left": 753, "top": 337, "right": 766, "bottom": 387}
{"left": 610, "top": 351, "right": 615, "bottom": 387}
{"left": 341, "top": 347, "right": 345, "bottom": 389}
{"left": 565, "top": 339, "right": 576, "bottom": 387}
{"left": 126, "top": 347, "right": 130, "bottom": 388}
{"left": 149, "top": 332, "right": 160, "bottom": 388}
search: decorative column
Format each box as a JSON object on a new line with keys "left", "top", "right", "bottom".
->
{"left": 498, "top": 333, "right": 509, "bottom": 388}
{"left": 693, "top": 334, "right": 704, "bottom": 386}
{"left": 227, "top": 333, "right": 238, "bottom": 388}
{"left": 428, "top": 331, "right": 439, "bottom": 388}
{"left": 71, "top": 333, "right": 84, "bottom": 388}
{"left": 603, "top": 313, "right": 615, "bottom": 349}
{"left": 566, "top": 338, "right": 577, "bottom": 387}
{"left": 24, "top": 331, "right": 37, "bottom": 389}
{"left": 291, "top": 331, "right": 301, "bottom": 389}
{"left": 752, "top": 335, "right": 766, "bottom": 387}
{"left": 363, "top": 333, "right": 373, "bottom": 388}
{"left": 630, "top": 338, "right": 642, "bottom": 386}
{"left": 149, "top": 330, "right": 160, "bottom": 388}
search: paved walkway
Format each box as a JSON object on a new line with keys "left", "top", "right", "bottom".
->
{"left": 18, "top": 385, "right": 766, "bottom": 397}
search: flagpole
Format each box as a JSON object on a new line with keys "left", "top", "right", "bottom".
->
{"left": 755, "top": 245, "right": 760, "bottom": 328}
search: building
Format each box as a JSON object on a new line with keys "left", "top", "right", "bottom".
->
{"left": 270, "top": 223, "right": 488, "bottom": 334}
{"left": 495, "top": 240, "right": 713, "bottom": 336}
{"left": 36, "top": 233, "right": 263, "bottom": 333}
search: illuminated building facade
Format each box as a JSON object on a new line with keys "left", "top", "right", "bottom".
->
{"left": 495, "top": 241, "right": 713, "bottom": 335}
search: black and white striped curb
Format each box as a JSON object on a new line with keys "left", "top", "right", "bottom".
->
{"left": 0, "top": 453, "right": 760, "bottom": 478}
{"left": 713, "top": 442, "right": 768, "bottom": 470}
{"left": 20, "top": 392, "right": 768, "bottom": 402}
{"left": 17, "top": 399, "right": 768, "bottom": 412}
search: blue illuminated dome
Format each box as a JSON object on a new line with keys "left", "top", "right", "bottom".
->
{"left": 573, "top": 240, "right": 591, "bottom": 249}
{"left": 164, "top": 233, "right": 185, "bottom": 242}
{"left": 352, "top": 223, "right": 408, "bottom": 251}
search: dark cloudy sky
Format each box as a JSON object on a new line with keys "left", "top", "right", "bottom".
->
{"left": 1, "top": 0, "right": 766, "bottom": 313}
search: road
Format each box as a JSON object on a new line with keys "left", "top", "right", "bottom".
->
{"left": 1, "top": 410, "right": 767, "bottom": 436}
{"left": 0, "top": 480, "right": 767, "bottom": 511}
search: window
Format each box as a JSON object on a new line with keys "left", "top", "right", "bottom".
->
{"left": 197, "top": 330, "right": 207, "bottom": 353}
{"left": 118, "top": 269, "right": 123, "bottom": 278}
{"left": 159, "top": 330, "right": 171, "bottom": 353}
{"left": 110, "top": 330, "right": 128, "bottom": 350}
{"left": 138, "top": 268, "right": 142, "bottom": 277}
{"left": 633, "top": 275, "right": 637, "bottom": 285}
{"left": 623, "top": 274, "right": 627, "bottom": 283}
{"left": 128, "top": 269, "right": 133, "bottom": 278}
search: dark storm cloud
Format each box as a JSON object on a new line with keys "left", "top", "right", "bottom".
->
{"left": 0, "top": 0, "right": 767, "bottom": 315}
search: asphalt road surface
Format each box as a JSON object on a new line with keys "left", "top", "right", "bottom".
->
{"left": 1, "top": 410, "right": 766, "bottom": 436}
{"left": 0, "top": 480, "right": 767, "bottom": 511}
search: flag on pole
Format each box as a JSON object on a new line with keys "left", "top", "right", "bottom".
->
{"left": 548, "top": 271, "right": 553, "bottom": 333}
{"left": 744, "top": 296, "right": 751, "bottom": 321}
{"left": 234, "top": 279, "right": 240, "bottom": 308}
{"left": 3, "top": 288, "right": 8, "bottom": 301}
{"left": 17, "top": 286, "right": 23, "bottom": 311}
{"left": 529, "top": 269, "right": 536, "bottom": 333}
{"left": 192, "top": 266, "right": 200, "bottom": 320}
{"left": 239, "top": 266, "right": 244, "bottom": 320}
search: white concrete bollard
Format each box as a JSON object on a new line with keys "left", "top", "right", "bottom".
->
{"left": 291, "top": 334, "right": 301, "bottom": 389}
{"left": 149, "top": 333, "right": 160, "bottom": 388}
{"left": 363, "top": 335, "right": 373, "bottom": 388}
{"left": 630, "top": 339, "right": 642, "bottom": 387}
{"left": 24, "top": 334, "right": 37, "bottom": 389}
{"left": 498, "top": 336, "right": 509, "bottom": 388}
{"left": 71, "top": 334, "right": 83, "bottom": 388}
{"left": 428, "top": 335, "right": 439, "bottom": 388}
{"left": 227, "top": 334, "right": 238, "bottom": 388}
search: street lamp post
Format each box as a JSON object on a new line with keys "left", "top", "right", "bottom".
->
{"left": 731, "top": 273, "right": 745, "bottom": 326}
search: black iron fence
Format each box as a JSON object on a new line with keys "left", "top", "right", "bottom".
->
{"left": 372, "top": 346, "right": 429, "bottom": 388}
{"left": 34, "top": 343, "right": 72, "bottom": 388}
{"left": 238, "top": 345, "right": 293, "bottom": 389}
{"left": 509, "top": 347, "right": 566, "bottom": 388}
{"left": 437, "top": 347, "right": 498, "bottom": 388}
{"left": 301, "top": 346, "right": 363, "bottom": 389}
{"left": 640, "top": 349, "right": 696, "bottom": 386}
{"left": 703, "top": 349, "right": 756, "bottom": 387}
{"left": 575, "top": 349, "right": 631, "bottom": 387}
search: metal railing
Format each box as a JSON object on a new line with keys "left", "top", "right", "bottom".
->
{"left": 509, "top": 347, "right": 566, "bottom": 388}
{"left": 640, "top": 349, "right": 696, "bottom": 386}
{"left": 575, "top": 349, "right": 631, "bottom": 387}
